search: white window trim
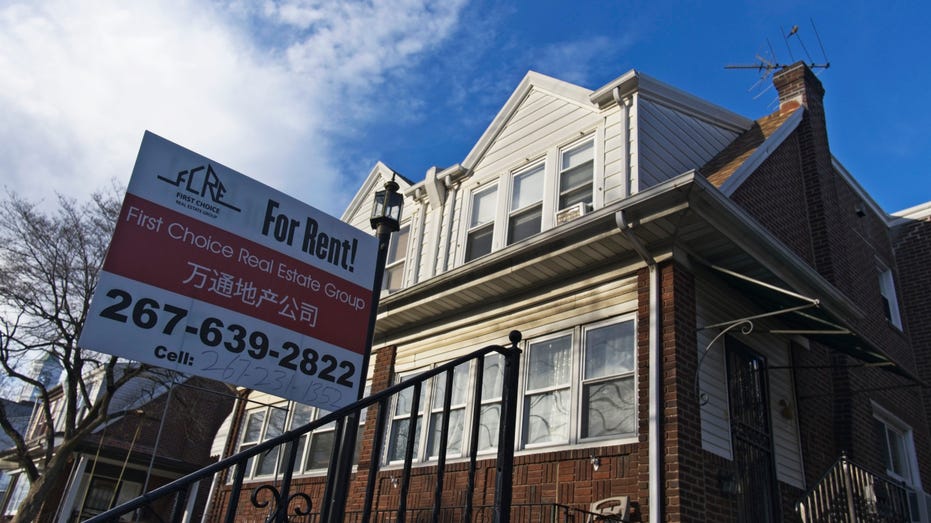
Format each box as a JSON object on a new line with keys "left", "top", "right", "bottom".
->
{"left": 235, "top": 401, "right": 343, "bottom": 481}
{"left": 505, "top": 161, "right": 546, "bottom": 246}
{"left": 877, "top": 262, "right": 903, "bottom": 330}
{"left": 556, "top": 136, "right": 597, "bottom": 213}
{"left": 382, "top": 315, "right": 637, "bottom": 469}
{"left": 872, "top": 401, "right": 923, "bottom": 490}
{"left": 383, "top": 222, "right": 411, "bottom": 293}
{"left": 457, "top": 130, "right": 600, "bottom": 266}
{"left": 517, "top": 314, "right": 638, "bottom": 451}
{"left": 461, "top": 182, "right": 499, "bottom": 263}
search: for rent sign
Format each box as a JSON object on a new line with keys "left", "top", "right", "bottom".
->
{"left": 79, "top": 132, "right": 378, "bottom": 410}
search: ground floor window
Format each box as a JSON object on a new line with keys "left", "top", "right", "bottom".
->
{"left": 235, "top": 398, "right": 360, "bottom": 480}
{"left": 1, "top": 472, "right": 28, "bottom": 517}
{"left": 384, "top": 315, "right": 637, "bottom": 465}
{"left": 524, "top": 317, "right": 636, "bottom": 447}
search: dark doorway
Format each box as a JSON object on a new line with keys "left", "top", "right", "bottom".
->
{"left": 726, "top": 337, "right": 781, "bottom": 522}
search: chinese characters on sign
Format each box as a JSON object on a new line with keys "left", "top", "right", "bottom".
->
{"left": 79, "top": 132, "right": 378, "bottom": 410}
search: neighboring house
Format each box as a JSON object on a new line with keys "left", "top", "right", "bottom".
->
{"left": 213, "top": 62, "right": 931, "bottom": 522}
{"left": 0, "top": 367, "right": 233, "bottom": 522}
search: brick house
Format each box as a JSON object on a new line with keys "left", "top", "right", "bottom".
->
{"left": 212, "top": 62, "right": 931, "bottom": 522}
{"left": 0, "top": 370, "right": 233, "bottom": 522}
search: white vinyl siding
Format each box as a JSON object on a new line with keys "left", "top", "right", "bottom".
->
{"left": 602, "top": 105, "right": 630, "bottom": 203}
{"left": 470, "top": 90, "right": 601, "bottom": 179}
{"left": 696, "top": 275, "right": 805, "bottom": 489}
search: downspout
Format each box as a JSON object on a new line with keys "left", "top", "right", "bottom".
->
{"left": 613, "top": 83, "right": 661, "bottom": 522}
{"left": 617, "top": 209, "right": 662, "bottom": 523}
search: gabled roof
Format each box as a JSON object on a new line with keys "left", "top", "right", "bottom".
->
{"left": 341, "top": 161, "right": 414, "bottom": 222}
{"left": 701, "top": 107, "right": 803, "bottom": 194}
{"left": 460, "top": 71, "right": 596, "bottom": 172}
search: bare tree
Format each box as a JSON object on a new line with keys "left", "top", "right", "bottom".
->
{"left": 0, "top": 188, "right": 162, "bottom": 523}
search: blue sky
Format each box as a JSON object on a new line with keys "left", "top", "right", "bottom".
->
{"left": 1, "top": 0, "right": 928, "bottom": 217}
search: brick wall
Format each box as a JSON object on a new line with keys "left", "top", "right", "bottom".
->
{"left": 894, "top": 213, "right": 931, "bottom": 451}
{"left": 732, "top": 62, "right": 931, "bottom": 495}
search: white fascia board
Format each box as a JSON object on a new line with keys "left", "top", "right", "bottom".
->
{"left": 591, "top": 70, "right": 753, "bottom": 132}
{"left": 891, "top": 201, "right": 931, "bottom": 225}
{"left": 461, "top": 71, "right": 595, "bottom": 172}
{"left": 718, "top": 109, "right": 804, "bottom": 196}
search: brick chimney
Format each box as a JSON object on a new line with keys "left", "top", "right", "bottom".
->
{"left": 772, "top": 61, "right": 825, "bottom": 115}
{"left": 772, "top": 62, "right": 842, "bottom": 285}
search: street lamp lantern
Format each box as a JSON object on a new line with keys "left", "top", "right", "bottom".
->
{"left": 370, "top": 175, "right": 402, "bottom": 232}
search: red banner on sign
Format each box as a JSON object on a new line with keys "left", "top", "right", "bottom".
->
{"left": 104, "top": 193, "right": 372, "bottom": 354}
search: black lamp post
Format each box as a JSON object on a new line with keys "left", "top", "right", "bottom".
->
{"left": 324, "top": 175, "right": 402, "bottom": 523}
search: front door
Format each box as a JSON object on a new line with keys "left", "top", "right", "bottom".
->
{"left": 727, "top": 337, "right": 781, "bottom": 522}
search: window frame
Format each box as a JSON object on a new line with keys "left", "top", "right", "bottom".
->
{"left": 872, "top": 402, "right": 922, "bottom": 489}
{"left": 464, "top": 183, "right": 499, "bottom": 262}
{"left": 382, "top": 315, "right": 637, "bottom": 468}
{"left": 506, "top": 162, "right": 545, "bottom": 246}
{"left": 383, "top": 223, "right": 410, "bottom": 293}
{"left": 520, "top": 315, "right": 638, "bottom": 449}
{"left": 458, "top": 130, "right": 600, "bottom": 266}
{"left": 877, "top": 263, "right": 903, "bottom": 330}
{"left": 235, "top": 401, "right": 343, "bottom": 481}
{"left": 557, "top": 137, "right": 595, "bottom": 212}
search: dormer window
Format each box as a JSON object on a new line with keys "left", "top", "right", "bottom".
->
{"left": 465, "top": 184, "right": 497, "bottom": 262}
{"left": 383, "top": 224, "right": 409, "bottom": 292}
{"left": 459, "top": 133, "right": 599, "bottom": 265}
{"left": 558, "top": 139, "right": 594, "bottom": 210}
{"left": 877, "top": 264, "right": 902, "bottom": 329}
{"left": 507, "top": 163, "right": 544, "bottom": 245}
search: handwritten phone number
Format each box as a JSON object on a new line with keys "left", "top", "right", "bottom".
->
{"left": 97, "top": 287, "right": 355, "bottom": 388}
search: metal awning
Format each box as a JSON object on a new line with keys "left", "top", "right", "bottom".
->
{"left": 700, "top": 263, "right": 911, "bottom": 378}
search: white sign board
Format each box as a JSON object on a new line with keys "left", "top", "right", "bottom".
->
{"left": 79, "top": 131, "right": 378, "bottom": 410}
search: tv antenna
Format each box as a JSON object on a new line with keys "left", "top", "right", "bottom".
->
{"left": 726, "top": 19, "right": 830, "bottom": 102}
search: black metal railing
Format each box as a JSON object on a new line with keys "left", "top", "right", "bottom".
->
{"left": 86, "top": 331, "right": 522, "bottom": 523}
{"left": 225, "top": 503, "right": 619, "bottom": 522}
{"left": 796, "top": 454, "right": 913, "bottom": 522}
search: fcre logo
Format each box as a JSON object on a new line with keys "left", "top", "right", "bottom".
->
{"left": 157, "top": 164, "right": 242, "bottom": 212}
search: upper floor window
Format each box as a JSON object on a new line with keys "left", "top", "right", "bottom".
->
{"left": 383, "top": 224, "right": 410, "bottom": 292}
{"left": 460, "top": 135, "right": 597, "bottom": 265}
{"left": 878, "top": 265, "right": 902, "bottom": 329}
{"left": 558, "top": 139, "right": 594, "bottom": 210}
{"left": 465, "top": 184, "right": 497, "bottom": 262}
{"left": 507, "top": 164, "right": 544, "bottom": 245}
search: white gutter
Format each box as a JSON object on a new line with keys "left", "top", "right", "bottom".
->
{"left": 616, "top": 209, "right": 662, "bottom": 523}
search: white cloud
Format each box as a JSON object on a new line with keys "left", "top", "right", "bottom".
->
{"left": 0, "top": 0, "right": 467, "bottom": 215}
